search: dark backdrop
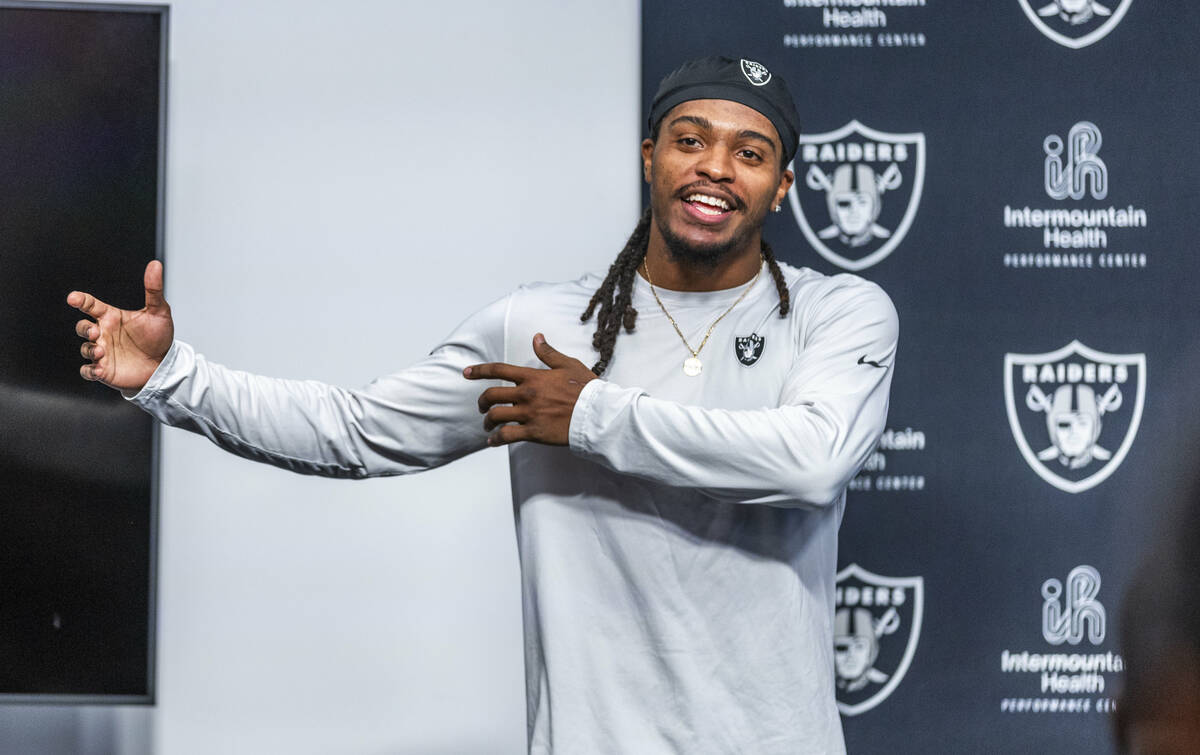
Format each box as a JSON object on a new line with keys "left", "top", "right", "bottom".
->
{"left": 643, "top": 2, "right": 1198, "bottom": 752}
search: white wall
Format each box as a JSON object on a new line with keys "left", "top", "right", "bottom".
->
{"left": 3, "top": 1, "right": 640, "bottom": 753}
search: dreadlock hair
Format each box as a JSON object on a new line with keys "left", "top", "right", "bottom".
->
{"left": 581, "top": 208, "right": 792, "bottom": 377}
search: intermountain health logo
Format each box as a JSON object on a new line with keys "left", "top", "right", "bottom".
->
{"left": 788, "top": 120, "right": 925, "bottom": 271}
{"left": 1002, "top": 121, "right": 1148, "bottom": 270}
{"left": 834, "top": 564, "right": 924, "bottom": 716}
{"left": 1042, "top": 565, "right": 1105, "bottom": 646}
{"left": 999, "top": 565, "right": 1122, "bottom": 715}
{"left": 1019, "top": 0, "right": 1133, "bottom": 49}
{"left": 781, "top": 0, "right": 930, "bottom": 49}
{"left": 1004, "top": 341, "right": 1145, "bottom": 493}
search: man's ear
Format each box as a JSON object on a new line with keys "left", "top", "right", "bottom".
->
{"left": 641, "top": 138, "right": 655, "bottom": 183}
{"left": 775, "top": 168, "right": 795, "bottom": 209}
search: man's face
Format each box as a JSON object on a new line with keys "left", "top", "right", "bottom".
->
{"left": 833, "top": 191, "right": 876, "bottom": 236}
{"left": 835, "top": 635, "right": 874, "bottom": 679}
{"left": 1052, "top": 411, "right": 1097, "bottom": 458}
{"left": 641, "top": 99, "right": 794, "bottom": 266}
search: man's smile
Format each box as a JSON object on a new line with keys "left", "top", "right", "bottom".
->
{"left": 678, "top": 186, "right": 742, "bottom": 224}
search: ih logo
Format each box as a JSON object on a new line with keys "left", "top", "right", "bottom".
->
{"left": 1045, "top": 121, "right": 1107, "bottom": 200}
{"left": 787, "top": 120, "right": 925, "bottom": 271}
{"left": 1042, "top": 565, "right": 1106, "bottom": 646}
{"left": 834, "top": 564, "right": 924, "bottom": 716}
{"left": 1019, "top": 0, "right": 1133, "bottom": 49}
{"left": 1005, "top": 341, "right": 1145, "bottom": 493}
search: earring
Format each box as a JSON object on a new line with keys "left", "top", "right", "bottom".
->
{"left": 772, "top": 205, "right": 781, "bottom": 213}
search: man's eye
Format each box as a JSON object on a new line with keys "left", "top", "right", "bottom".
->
{"left": 739, "top": 149, "right": 762, "bottom": 161}
{"left": 678, "top": 137, "right": 701, "bottom": 147}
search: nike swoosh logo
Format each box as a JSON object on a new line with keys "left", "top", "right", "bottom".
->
{"left": 858, "top": 355, "right": 887, "bottom": 369}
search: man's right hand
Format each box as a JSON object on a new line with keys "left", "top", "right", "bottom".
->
{"left": 67, "top": 260, "right": 174, "bottom": 396}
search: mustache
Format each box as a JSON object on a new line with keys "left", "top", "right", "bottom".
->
{"left": 674, "top": 182, "right": 745, "bottom": 212}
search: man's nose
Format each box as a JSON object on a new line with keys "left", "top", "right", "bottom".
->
{"left": 694, "top": 148, "right": 734, "bottom": 182}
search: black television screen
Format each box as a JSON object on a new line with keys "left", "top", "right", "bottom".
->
{"left": 0, "top": 1, "right": 166, "bottom": 702}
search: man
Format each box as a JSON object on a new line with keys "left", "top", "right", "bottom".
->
{"left": 68, "top": 56, "right": 897, "bottom": 753}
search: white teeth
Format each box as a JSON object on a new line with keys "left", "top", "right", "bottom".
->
{"left": 685, "top": 193, "right": 731, "bottom": 211}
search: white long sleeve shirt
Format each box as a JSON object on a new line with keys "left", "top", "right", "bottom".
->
{"left": 130, "top": 261, "right": 897, "bottom": 754}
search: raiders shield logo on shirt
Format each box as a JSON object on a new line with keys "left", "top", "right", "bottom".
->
{"left": 735, "top": 334, "right": 764, "bottom": 366}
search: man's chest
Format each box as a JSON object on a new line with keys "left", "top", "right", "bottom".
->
{"left": 507, "top": 296, "right": 796, "bottom": 410}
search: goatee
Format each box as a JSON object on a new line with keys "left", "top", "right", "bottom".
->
{"left": 654, "top": 213, "right": 762, "bottom": 270}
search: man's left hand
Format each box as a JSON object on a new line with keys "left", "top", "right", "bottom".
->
{"left": 465, "top": 333, "right": 596, "bottom": 447}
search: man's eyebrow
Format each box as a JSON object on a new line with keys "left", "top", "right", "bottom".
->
{"left": 667, "top": 115, "right": 712, "bottom": 131}
{"left": 738, "top": 129, "right": 778, "bottom": 154}
{"left": 666, "top": 115, "right": 778, "bottom": 155}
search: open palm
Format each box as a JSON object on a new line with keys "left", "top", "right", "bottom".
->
{"left": 67, "top": 260, "right": 174, "bottom": 395}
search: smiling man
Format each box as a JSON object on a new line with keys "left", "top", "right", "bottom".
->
{"left": 68, "top": 56, "right": 897, "bottom": 754}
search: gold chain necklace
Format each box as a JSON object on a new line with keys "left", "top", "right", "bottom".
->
{"left": 643, "top": 254, "right": 764, "bottom": 377}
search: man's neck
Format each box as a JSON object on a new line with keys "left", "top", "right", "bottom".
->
{"left": 640, "top": 228, "right": 764, "bottom": 292}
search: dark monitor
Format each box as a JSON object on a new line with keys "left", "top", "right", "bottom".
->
{"left": 0, "top": 1, "right": 166, "bottom": 703}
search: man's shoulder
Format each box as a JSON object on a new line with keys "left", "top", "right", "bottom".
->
{"left": 512, "top": 271, "right": 604, "bottom": 298}
{"left": 776, "top": 261, "right": 894, "bottom": 316}
{"left": 504, "top": 272, "right": 607, "bottom": 317}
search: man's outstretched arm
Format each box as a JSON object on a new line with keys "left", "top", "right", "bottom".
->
{"left": 69, "top": 262, "right": 510, "bottom": 477}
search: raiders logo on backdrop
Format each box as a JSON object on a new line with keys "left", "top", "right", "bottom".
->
{"left": 1004, "top": 340, "right": 1145, "bottom": 494}
{"left": 787, "top": 120, "right": 925, "bottom": 271}
{"left": 739, "top": 58, "right": 771, "bottom": 86}
{"left": 1018, "top": 0, "right": 1133, "bottom": 49}
{"left": 734, "top": 334, "right": 764, "bottom": 366}
{"left": 834, "top": 564, "right": 924, "bottom": 716}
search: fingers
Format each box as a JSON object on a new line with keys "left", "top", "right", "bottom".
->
{"left": 463, "top": 362, "right": 531, "bottom": 382}
{"left": 143, "top": 260, "right": 167, "bottom": 312}
{"left": 79, "top": 363, "right": 102, "bottom": 381}
{"left": 532, "top": 333, "right": 573, "bottom": 369}
{"left": 66, "top": 291, "right": 111, "bottom": 318}
{"left": 483, "top": 405, "right": 524, "bottom": 432}
{"left": 75, "top": 319, "right": 98, "bottom": 339}
{"left": 80, "top": 341, "right": 103, "bottom": 360}
{"left": 477, "top": 385, "right": 521, "bottom": 413}
{"left": 487, "top": 424, "right": 533, "bottom": 447}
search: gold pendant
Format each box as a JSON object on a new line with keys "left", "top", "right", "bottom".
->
{"left": 683, "top": 357, "right": 703, "bottom": 377}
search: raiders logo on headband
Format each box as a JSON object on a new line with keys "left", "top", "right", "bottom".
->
{"left": 739, "top": 59, "right": 771, "bottom": 86}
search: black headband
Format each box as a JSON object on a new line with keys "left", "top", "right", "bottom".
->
{"left": 648, "top": 56, "right": 802, "bottom": 165}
